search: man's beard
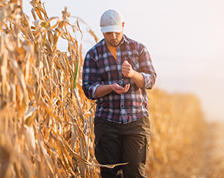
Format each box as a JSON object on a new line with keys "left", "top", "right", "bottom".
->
{"left": 107, "top": 39, "right": 119, "bottom": 47}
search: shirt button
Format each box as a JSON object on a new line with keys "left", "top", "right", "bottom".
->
{"left": 119, "top": 80, "right": 122, "bottom": 84}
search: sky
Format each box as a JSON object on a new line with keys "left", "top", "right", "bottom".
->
{"left": 23, "top": 0, "right": 224, "bottom": 122}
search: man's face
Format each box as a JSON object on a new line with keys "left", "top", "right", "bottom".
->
{"left": 103, "top": 24, "right": 124, "bottom": 47}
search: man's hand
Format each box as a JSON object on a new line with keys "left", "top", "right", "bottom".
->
{"left": 122, "top": 60, "right": 146, "bottom": 88}
{"left": 95, "top": 83, "right": 130, "bottom": 98}
{"left": 111, "top": 83, "right": 130, "bottom": 94}
{"left": 122, "top": 60, "right": 134, "bottom": 78}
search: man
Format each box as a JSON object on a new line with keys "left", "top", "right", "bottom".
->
{"left": 82, "top": 9, "right": 156, "bottom": 178}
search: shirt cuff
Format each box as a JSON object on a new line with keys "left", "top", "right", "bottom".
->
{"left": 141, "top": 72, "right": 154, "bottom": 89}
{"left": 92, "top": 84, "right": 100, "bottom": 98}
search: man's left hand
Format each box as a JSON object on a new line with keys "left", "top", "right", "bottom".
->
{"left": 122, "top": 60, "right": 134, "bottom": 78}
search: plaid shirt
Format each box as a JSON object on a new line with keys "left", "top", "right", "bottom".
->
{"left": 82, "top": 35, "right": 156, "bottom": 124}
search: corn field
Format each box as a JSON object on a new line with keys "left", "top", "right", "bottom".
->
{"left": 146, "top": 89, "right": 206, "bottom": 178}
{"left": 1, "top": 0, "right": 223, "bottom": 178}
{"left": 0, "top": 0, "right": 101, "bottom": 177}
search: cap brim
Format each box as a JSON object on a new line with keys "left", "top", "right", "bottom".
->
{"left": 101, "top": 24, "right": 122, "bottom": 33}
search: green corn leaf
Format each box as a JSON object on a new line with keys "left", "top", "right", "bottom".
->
{"left": 73, "top": 59, "right": 79, "bottom": 89}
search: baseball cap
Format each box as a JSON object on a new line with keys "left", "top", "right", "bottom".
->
{"left": 100, "top": 9, "right": 123, "bottom": 33}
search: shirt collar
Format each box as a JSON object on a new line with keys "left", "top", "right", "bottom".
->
{"left": 119, "top": 34, "right": 129, "bottom": 46}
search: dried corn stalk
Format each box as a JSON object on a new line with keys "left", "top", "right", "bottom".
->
{"left": 0, "top": 0, "right": 101, "bottom": 177}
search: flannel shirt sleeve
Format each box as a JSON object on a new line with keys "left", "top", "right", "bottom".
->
{"left": 82, "top": 52, "right": 100, "bottom": 100}
{"left": 139, "top": 45, "right": 157, "bottom": 89}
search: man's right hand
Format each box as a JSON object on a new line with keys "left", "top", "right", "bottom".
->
{"left": 111, "top": 83, "right": 130, "bottom": 94}
{"left": 95, "top": 83, "right": 130, "bottom": 98}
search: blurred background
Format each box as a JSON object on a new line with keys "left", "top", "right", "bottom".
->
{"left": 23, "top": 0, "right": 224, "bottom": 122}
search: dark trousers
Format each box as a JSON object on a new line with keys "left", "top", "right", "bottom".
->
{"left": 94, "top": 116, "right": 151, "bottom": 178}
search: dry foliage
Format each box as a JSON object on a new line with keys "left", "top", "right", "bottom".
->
{"left": 201, "top": 122, "right": 224, "bottom": 178}
{"left": 0, "top": 0, "right": 101, "bottom": 177}
{"left": 146, "top": 88, "right": 206, "bottom": 178}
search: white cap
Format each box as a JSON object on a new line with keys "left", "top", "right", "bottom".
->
{"left": 100, "top": 9, "right": 123, "bottom": 33}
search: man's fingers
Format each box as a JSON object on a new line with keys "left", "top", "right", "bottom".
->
{"left": 122, "top": 61, "right": 130, "bottom": 68}
{"left": 115, "top": 85, "right": 124, "bottom": 90}
{"left": 124, "top": 84, "right": 130, "bottom": 91}
{"left": 113, "top": 83, "right": 130, "bottom": 94}
{"left": 113, "top": 84, "right": 125, "bottom": 92}
{"left": 122, "top": 60, "right": 133, "bottom": 78}
{"left": 122, "top": 60, "right": 129, "bottom": 65}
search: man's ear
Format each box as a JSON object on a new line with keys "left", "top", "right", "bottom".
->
{"left": 122, "top": 22, "right": 125, "bottom": 27}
